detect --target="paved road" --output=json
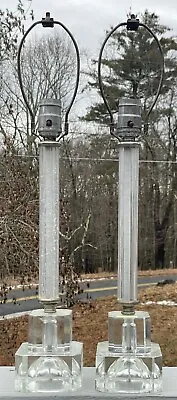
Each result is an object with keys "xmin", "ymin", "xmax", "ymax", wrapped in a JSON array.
[{"xmin": 0, "ymin": 273, "xmax": 177, "ymax": 316}]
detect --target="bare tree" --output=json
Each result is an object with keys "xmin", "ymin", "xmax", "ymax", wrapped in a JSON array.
[
  {"xmin": 0, "ymin": 31, "xmax": 77, "ymax": 154},
  {"xmin": 0, "ymin": 1, "xmax": 34, "ymax": 63}
]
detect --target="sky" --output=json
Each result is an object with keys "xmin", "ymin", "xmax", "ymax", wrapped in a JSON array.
[
  {"xmin": 1, "ymin": 0, "xmax": 177, "ymax": 119},
  {"xmin": 1, "ymin": 0, "xmax": 177, "ymax": 56}
]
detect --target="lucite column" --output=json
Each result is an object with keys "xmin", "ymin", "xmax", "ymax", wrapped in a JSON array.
[
  {"xmin": 39, "ymin": 141, "xmax": 60, "ymax": 303},
  {"xmin": 118, "ymin": 142, "xmax": 139, "ymax": 305}
]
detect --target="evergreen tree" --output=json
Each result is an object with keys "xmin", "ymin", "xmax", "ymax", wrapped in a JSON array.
[
  {"xmin": 83, "ymin": 10, "xmax": 177, "ymax": 127},
  {"xmin": 83, "ymin": 10, "xmax": 177, "ymax": 269}
]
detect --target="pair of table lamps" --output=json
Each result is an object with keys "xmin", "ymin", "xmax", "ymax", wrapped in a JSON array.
[{"xmin": 14, "ymin": 12, "xmax": 164, "ymax": 394}]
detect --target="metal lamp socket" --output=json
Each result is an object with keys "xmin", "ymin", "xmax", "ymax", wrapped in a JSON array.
[
  {"xmin": 117, "ymin": 98, "xmax": 141, "ymax": 140},
  {"xmin": 38, "ymin": 98, "xmax": 62, "ymax": 140}
]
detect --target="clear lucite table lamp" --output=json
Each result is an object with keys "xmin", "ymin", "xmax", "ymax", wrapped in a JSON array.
[
  {"xmin": 95, "ymin": 98, "xmax": 162, "ymax": 394},
  {"xmin": 15, "ymin": 13, "xmax": 83, "ymax": 393},
  {"xmin": 15, "ymin": 102, "xmax": 83, "ymax": 392}
]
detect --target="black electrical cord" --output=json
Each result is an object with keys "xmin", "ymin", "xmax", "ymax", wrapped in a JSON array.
[
  {"xmin": 17, "ymin": 21, "xmax": 41, "ymax": 126},
  {"xmin": 140, "ymin": 22, "xmax": 164, "ymax": 119},
  {"xmin": 98, "ymin": 17, "xmax": 164, "ymax": 136},
  {"xmin": 98, "ymin": 22, "xmax": 127, "ymax": 136},
  {"xmin": 17, "ymin": 13, "xmax": 80, "ymax": 138}
]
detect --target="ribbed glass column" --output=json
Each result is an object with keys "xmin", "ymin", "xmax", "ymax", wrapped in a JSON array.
[
  {"xmin": 118, "ymin": 142, "xmax": 140, "ymax": 304},
  {"xmin": 39, "ymin": 141, "xmax": 60, "ymax": 302}
]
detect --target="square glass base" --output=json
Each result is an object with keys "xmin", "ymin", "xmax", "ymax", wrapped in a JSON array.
[
  {"xmin": 15, "ymin": 341, "xmax": 83, "ymax": 392},
  {"xmin": 15, "ymin": 308, "xmax": 83, "ymax": 392},
  {"xmin": 95, "ymin": 341, "xmax": 162, "ymax": 393}
]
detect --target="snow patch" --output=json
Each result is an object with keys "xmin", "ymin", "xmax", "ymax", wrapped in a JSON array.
[
  {"xmin": 141, "ymin": 300, "xmax": 177, "ymax": 306},
  {"xmin": 0, "ymin": 310, "xmax": 33, "ymax": 321}
]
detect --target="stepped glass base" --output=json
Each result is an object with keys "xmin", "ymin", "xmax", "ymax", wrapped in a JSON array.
[
  {"xmin": 15, "ymin": 309, "xmax": 83, "ymax": 393},
  {"xmin": 95, "ymin": 310, "xmax": 162, "ymax": 394},
  {"xmin": 96, "ymin": 341, "xmax": 162, "ymax": 393},
  {"xmin": 15, "ymin": 341, "xmax": 83, "ymax": 392}
]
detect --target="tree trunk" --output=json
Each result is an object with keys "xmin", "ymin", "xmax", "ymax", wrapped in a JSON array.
[
  {"xmin": 154, "ymin": 182, "xmax": 173, "ymax": 268},
  {"xmin": 154, "ymin": 229, "xmax": 166, "ymax": 268}
]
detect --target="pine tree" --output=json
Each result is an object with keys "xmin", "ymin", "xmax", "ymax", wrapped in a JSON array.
[
  {"xmin": 83, "ymin": 10, "xmax": 177, "ymax": 127},
  {"xmin": 83, "ymin": 10, "xmax": 177, "ymax": 269}
]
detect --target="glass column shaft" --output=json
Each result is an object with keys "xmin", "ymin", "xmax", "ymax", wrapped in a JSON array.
[
  {"xmin": 118, "ymin": 142, "xmax": 140, "ymax": 303},
  {"xmin": 39, "ymin": 142, "xmax": 60, "ymax": 301}
]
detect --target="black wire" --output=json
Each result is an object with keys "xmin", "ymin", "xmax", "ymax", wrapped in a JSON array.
[
  {"xmin": 139, "ymin": 22, "xmax": 164, "ymax": 120},
  {"xmin": 17, "ymin": 21, "xmax": 41, "ymax": 125},
  {"xmin": 17, "ymin": 18, "xmax": 80, "ymax": 138},
  {"xmin": 54, "ymin": 21, "xmax": 80, "ymax": 137},
  {"xmin": 98, "ymin": 22, "xmax": 127, "ymax": 137}
]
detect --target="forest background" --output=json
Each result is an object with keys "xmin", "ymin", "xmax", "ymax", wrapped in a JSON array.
[{"xmin": 1, "ymin": 2, "xmax": 177, "ymax": 297}]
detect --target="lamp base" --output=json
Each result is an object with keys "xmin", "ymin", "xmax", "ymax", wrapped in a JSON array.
[
  {"xmin": 95, "ymin": 341, "xmax": 162, "ymax": 393},
  {"xmin": 15, "ymin": 309, "xmax": 83, "ymax": 392},
  {"xmin": 15, "ymin": 341, "xmax": 83, "ymax": 392},
  {"xmin": 95, "ymin": 310, "xmax": 162, "ymax": 393}
]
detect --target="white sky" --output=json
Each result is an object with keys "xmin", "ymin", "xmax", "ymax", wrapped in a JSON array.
[
  {"xmin": 1, "ymin": 0, "xmax": 177, "ymax": 118},
  {"xmin": 1, "ymin": 0, "xmax": 177, "ymax": 56}
]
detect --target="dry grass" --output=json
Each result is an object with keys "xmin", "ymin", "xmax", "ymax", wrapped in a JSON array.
[
  {"xmin": 81, "ymin": 268, "xmax": 177, "ymax": 280},
  {"xmin": 0, "ymin": 283, "xmax": 177, "ymax": 367}
]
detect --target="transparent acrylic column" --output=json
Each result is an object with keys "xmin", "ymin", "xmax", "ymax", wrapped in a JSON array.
[
  {"xmin": 118, "ymin": 142, "xmax": 140, "ymax": 304},
  {"xmin": 39, "ymin": 142, "xmax": 60, "ymax": 302}
]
